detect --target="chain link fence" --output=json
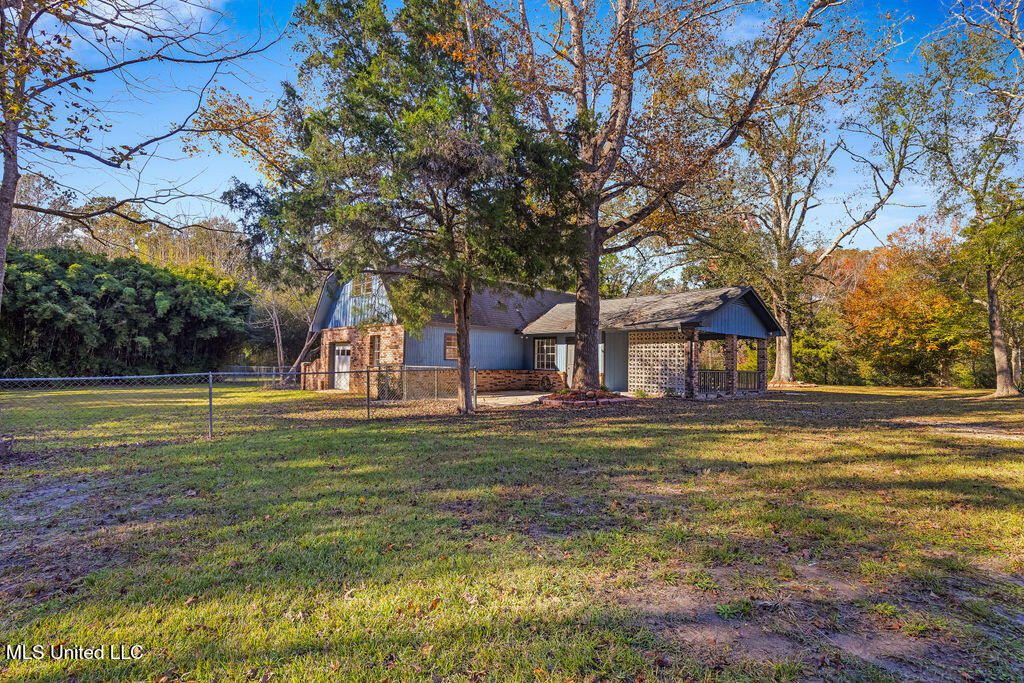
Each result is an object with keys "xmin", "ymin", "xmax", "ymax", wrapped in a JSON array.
[{"xmin": 0, "ymin": 367, "xmax": 476, "ymax": 453}]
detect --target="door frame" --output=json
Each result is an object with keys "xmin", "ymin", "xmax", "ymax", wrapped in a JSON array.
[
  {"xmin": 564, "ymin": 336, "xmax": 576, "ymax": 387},
  {"xmin": 331, "ymin": 342, "xmax": 351, "ymax": 390}
]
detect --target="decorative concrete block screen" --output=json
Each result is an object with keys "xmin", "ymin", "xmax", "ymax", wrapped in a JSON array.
[{"xmin": 627, "ymin": 331, "xmax": 687, "ymax": 394}]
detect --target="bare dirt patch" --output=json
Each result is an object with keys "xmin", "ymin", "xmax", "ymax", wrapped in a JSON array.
[
  {"xmin": 0, "ymin": 471, "xmax": 176, "ymax": 604},
  {"xmin": 603, "ymin": 558, "xmax": 1015, "ymax": 680},
  {"xmin": 611, "ymin": 571, "xmax": 809, "ymax": 666}
]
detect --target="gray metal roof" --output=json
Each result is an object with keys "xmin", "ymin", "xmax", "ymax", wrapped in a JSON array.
[
  {"xmin": 430, "ymin": 286, "xmax": 576, "ymax": 331},
  {"xmin": 520, "ymin": 286, "xmax": 783, "ymax": 335}
]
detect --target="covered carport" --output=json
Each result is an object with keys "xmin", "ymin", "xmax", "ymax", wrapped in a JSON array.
[{"xmin": 521, "ymin": 286, "xmax": 784, "ymax": 397}]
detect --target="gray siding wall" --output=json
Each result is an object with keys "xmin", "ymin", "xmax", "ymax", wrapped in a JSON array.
[
  {"xmin": 325, "ymin": 276, "xmax": 396, "ymax": 328},
  {"xmin": 603, "ymin": 331, "xmax": 628, "ymax": 392},
  {"xmin": 701, "ymin": 299, "xmax": 770, "ymax": 338},
  {"xmin": 404, "ymin": 324, "xmax": 530, "ymax": 369}
]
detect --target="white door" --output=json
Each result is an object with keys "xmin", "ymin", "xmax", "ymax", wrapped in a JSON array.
[
  {"xmin": 565, "ymin": 337, "xmax": 575, "ymax": 387},
  {"xmin": 333, "ymin": 343, "xmax": 351, "ymax": 390}
]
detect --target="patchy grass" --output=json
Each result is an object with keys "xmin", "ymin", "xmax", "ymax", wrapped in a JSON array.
[
  {"xmin": 715, "ymin": 598, "xmax": 753, "ymax": 620},
  {"xmin": 0, "ymin": 385, "xmax": 1022, "ymax": 681}
]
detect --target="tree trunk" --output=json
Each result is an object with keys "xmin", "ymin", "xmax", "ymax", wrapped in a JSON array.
[
  {"xmin": 771, "ymin": 309, "xmax": 795, "ymax": 384},
  {"xmin": 453, "ymin": 275, "xmax": 473, "ymax": 414},
  {"xmin": 1013, "ymin": 345, "xmax": 1021, "ymax": 389},
  {"xmin": 288, "ymin": 329, "xmax": 322, "ymax": 374},
  {"xmin": 0, "ymin": 122, "xmax": 21, "ymax": 319},
  {"xmin": 572, "ymin": 213, "xmax": 602, "ymax": 392},
  {"xmin": 986, "ymin": 268, "xmax": 1019, "ymax": 397},
  {"xmin": 269, "ymin": 295, "xmax": 285, "ymax": 368},
  {"xmin": 938, "ymin": 357, "xmax": 951, "ymax": 387}
]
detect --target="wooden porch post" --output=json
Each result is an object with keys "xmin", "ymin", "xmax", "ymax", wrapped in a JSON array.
[
  {"xmin": 725, "ymin": 334, "xmax": 738, "ymax": 395},
  {"xmin": 685, "ymin": 329, "xmax": 699, "ymax": 398},
  {"xmin": 756, "ymin": 338, "xmax": 768, "ymax": 392}
]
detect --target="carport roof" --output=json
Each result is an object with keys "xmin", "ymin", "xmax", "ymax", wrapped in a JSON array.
[{"xmin": 519, "ymin": 286, "xmax": 783, "ymax": 337}]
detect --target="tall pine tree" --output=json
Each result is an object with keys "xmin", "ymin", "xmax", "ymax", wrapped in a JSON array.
[{"xmin": 230, "ymin": 0, "xmax": 580, "ymax": 412}]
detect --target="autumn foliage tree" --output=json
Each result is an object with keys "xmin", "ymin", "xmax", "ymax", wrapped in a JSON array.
[{"xmin": 843, "ymin": 219, "xmax": 985, "ymax": 386}]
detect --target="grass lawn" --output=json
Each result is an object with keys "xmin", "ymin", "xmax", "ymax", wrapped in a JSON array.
[{"xmin": 0, "ymin": 386, "xmax": 1022, "ymax": 681}]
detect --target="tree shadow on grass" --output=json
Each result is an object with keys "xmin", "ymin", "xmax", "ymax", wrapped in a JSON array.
[{"xmin": 1, "ymin": 386, "xmax": 1022, "ymax": 680}]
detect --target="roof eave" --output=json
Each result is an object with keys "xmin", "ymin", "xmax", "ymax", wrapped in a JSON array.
[
  {"xmin": 310, "ymin": 272, "xmax": 340, "ymax": 332},
  {"xmin": 738, "ymin": 288, "xmax": 785, "ymax": 335}
]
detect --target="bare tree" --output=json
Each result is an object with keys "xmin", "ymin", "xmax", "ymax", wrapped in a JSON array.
[
  {"xmin": 481, "ymin": 0, "xmax": 889, "ymax": 390},
  {"xmin": 670, "ymin": 73, "xmax": 925, "ymax": 384},
  {"xmin": 9, "ymin": 174, "xmax": 74, "ymax": 249},
  {"xmin": 0, "ymin": 0, "xmax": 278, "ymax": 317}
]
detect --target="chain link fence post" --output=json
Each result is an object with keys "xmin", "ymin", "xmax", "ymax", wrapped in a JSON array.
[
  {"xmin": 472, "ymin": 368, "xmax": 477, "ymax": 410},
  {"xmin": 366, "ymin": 367, "xmax": 371, "ymax": 420},
  {"xmin": 207, "ymin": 372, "xmax": 214, "ymax": 437}
]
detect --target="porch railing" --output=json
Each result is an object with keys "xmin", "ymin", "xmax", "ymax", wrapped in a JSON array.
[
  {"xmin": 696, "ymin": 369, "xmax": 762, "ymax": 394},
  {"xmin": 738, "ymin": 370, "xmax": 759, "ymax": 391},
  {"xmin": 696, "ymin": 369, "xmax": 729, "ymax": 394}
]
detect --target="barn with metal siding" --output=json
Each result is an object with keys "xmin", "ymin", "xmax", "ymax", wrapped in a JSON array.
[{"xmin": 311, "ymin": 273, "xmax": 396, "ymax": 330}]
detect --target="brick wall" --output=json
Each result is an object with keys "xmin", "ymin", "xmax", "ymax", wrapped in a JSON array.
[
  {"xmin": 756, "ymin": 338, "xmax": 768, "ymax": 391},
  {"xmin": 685, "ymin": 329, "xmax": 699, "ymax": 398},
  {"xmin": 725, "ymin": 334, "xmax": 738, "ymax": 394},
  {"xmin": 300, "ymin": 324, "xmax": 405, "ymax": 391},
  {"xmin": 475, "ymin": 369, "xmax": 566, "ymax": 392}
]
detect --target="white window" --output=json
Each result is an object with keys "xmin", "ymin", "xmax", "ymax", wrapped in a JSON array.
[
  {"xmin": 534, "ymin": 338, "xmax": 557, "ymax": 370},
  {"xmin": 444, "ymin": 334, "xmax": 458, "ymax": 360},
  {"xmin": 351, "ymin": 273, "xmax": 373, "ymax": 297}
]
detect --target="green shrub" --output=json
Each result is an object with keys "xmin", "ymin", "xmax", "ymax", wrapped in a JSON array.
[{"xmin": 1, "ymin": 246, "xmax": 250, "ymax": 375}]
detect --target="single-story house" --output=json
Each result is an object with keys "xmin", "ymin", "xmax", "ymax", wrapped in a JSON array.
[{"xmin": 300, "ymin": 273, "xmax": 783, "ymax": 397}]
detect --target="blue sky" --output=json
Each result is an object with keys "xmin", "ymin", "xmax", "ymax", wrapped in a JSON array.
[{"xmin": 59, "ymin": 0, "xmax": 957, "ymax": 251}]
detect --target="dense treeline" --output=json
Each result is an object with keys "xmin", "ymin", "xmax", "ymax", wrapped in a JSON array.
[
  {"xmin": 5, "ymin": 179, "xmax": 320, "ymax": 371},
  {"xmin": 672, "ymin": 216, "xmax": 1019, "ymax": 389},
  {"xmin": 0, "ymin": 247, "xmax": 250, "ymax": 376},
  {"xmin": 2, "ymin": 0, "xmax": 1022, "ymax": 396}
]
